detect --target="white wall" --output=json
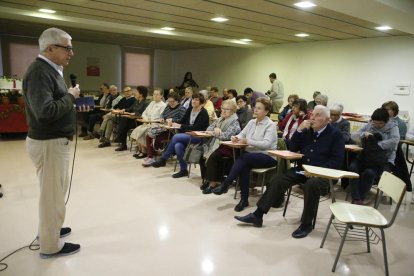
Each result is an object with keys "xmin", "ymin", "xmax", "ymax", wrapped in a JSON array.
[
  {"xmin": 170, "ymin": 36, "xmax": 414, "ymax": 124},
  {"xmin": 153, "ymin": 49, "xmax": 173, "ymax": 89},
  {"xmin": 65, "ymin": 41, "xmax": 121, "ymax": 91}
]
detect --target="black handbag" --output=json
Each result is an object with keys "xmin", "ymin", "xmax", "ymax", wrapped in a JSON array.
[{"xmin": 357, "ymin": 133, "xmax": 387, "ymax": 170}]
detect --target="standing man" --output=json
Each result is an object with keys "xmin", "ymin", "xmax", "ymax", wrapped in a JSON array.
[
  {"xmin": 266, "ymin": 72, "xmax": 284, "ymax": 113},
  {"xmin": 23, "ymin": 28, "xmax": 81, "ymax": 258}
]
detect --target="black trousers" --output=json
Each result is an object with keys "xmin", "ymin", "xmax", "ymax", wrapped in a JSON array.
[
  {"xmin": 87, "ymin": 111, "xmax": 105, "ymax": 133},
  {"xmin": 117, "ymin": 117, "xmax": 139, "ymax": 145},
  {"xmin": 199, "ymin": 150, "xmax": 233, "ymax": 182},
  {"xmin": 257, "ymin": 168, "xmax": 329, "ymax": 225}
]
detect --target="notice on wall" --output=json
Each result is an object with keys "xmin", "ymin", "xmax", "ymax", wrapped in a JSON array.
[{"xmin": 86, "ymin": 57, "xmax": 100, "ymax": 76}]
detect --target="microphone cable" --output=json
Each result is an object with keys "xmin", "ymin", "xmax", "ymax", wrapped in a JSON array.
[{"xmin": 0, "ymin": 114, "xmax": 78, "ymax": 272}]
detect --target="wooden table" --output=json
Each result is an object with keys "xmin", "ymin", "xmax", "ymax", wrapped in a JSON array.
[
  {"xmin": 302, "ymin": 165, "xmax": 359, "ymax": 202},
  {"xmin": 400, "ymin": 139, "xmax": 414, "ymax": 175}
]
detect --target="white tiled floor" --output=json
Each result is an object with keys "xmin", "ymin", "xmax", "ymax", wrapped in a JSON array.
[{"xmin": 1, "ymin": 134, "xmax": 413, "ymax": 276}]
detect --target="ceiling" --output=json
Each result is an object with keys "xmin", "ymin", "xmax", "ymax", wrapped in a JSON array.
[{"xmin": 0, "ymin": 0, "xmax": 413, "ymax": 50}]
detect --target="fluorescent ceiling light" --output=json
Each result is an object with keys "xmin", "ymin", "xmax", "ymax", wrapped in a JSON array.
[
  {"xmin": 150, "ymin": 29, "xmax": 173, "ymax": 35},
  {"xmin": 375, "ymin": 25, "xmax": 392, "ymax": 31},
  {"xmin": 38, "ymin": 8, "xmax": 56, "ymax": 14},
  {"xmin": 231, "ymin": 40, "xmax": 248, "ymax": 45},
  {"xmin": 211, "ymin": 17, "xmax": 229, "ymax": 22},
  {"xmin": 240, "ymin": 38, "xmax": 252, "ymax": 42},
  {"xmin": 295, "ymin": 33, "xmax": 309, "ymax": 37},
  {"xmin": 161, "ymin": 27, "xmax": 175, "ymax": 31},
  {"xmin": 294, "ymin": 2, "xmax": 316, "ymax": 8}
]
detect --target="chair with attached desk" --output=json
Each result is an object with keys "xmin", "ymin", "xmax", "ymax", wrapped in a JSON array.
[{"xmin": 320, "ymin": 171, "xmax": 406, "ymax": 276}]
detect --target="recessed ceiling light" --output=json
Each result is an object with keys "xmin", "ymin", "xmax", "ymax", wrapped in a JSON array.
[
  {"xmin": 38, "ymin": 8, "xmax": 56, "ymax": 14},
  {"xmin": 161, "ymin": 27, "xmax": 175, "ymax": 31},
  {"xmin": 375, "ymin": 25, "xmax": 392, "ymax": 31},
  {"xmin": 240, "ymin": 38, "xmax": 252, "ymax": 42},
  {"xmin": 294, "ymin": 2, "xmax": 316, "ymax": 8},
  {"xmin": 211, "ymin": 17, "xmax": 229, "ymax": 23},
  {"xmin": 295, "ymin": 33, "xmax": 309, "ymax": 37}
]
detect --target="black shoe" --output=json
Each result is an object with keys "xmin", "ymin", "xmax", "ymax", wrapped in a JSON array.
[
  {"xmin": 115, "ymin": 144, "xmax": 127, "ymax": 151},
  {"xmin": 202, "ymin": 186, "xmax": 215, "ymax": 194},
  {"xmin": 151, "ymin": 158, "xmax": 167, "ymax": 168},
  {"xmin": 60, "ymin": 227, "xmax": 71, "ymax": 238},
  {"xmin": 78, "ymin": 132, "xmax": 87, "ymax": 137},
  {"xmin": 39, "ymin": 242, "xmax": 80, "ymax": 259},
  {"xmin": 234, "ymin": 213, "xmax": 263, "ymax": 227},
  {"xmin": 99, "ymin": 136, "xmax": 106, "ymax": 143},
  {"xmin": 212, "ymin": 184, "xmax": 229, "ymax": 195},
  {"xmin": 93, "ymin": 131, "xmax": 101, "ymax": 139},
  {"xmin": 234, "ymin": 199, "xmax": 249, "ymax": 212},
  {"xmin": 98, "ymin": 141, "xmax": 111, "ymax": 148},
  {"xmin": 172, "ymin": 170, "xmax": 188, "ymax": 178},
  {"xmin": 291, "ymin": 224, "xmax": 313, "ymax": 239},
  {"xmin": 134, "ymin": 153, "xmax": 147, "ymax": 159},
  {"xmin": 200, "ymin": 180, "xmax": 209, "ymax": 191}
]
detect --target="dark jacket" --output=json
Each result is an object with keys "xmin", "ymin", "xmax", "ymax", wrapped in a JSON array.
[
  {"xmin": 23, "ymin": 58, "xmax": 76, "ymax": 139},
  {"xmin": 114, "ymin": 96, "xmax": 136, "ymax": 110},
  {"xmin": 289, "ymin": 124, "xmax": 345, "ymax": 170},
  {"xmin": 179, "ymin": 107, "xmax": 209, "ymax": 132}
]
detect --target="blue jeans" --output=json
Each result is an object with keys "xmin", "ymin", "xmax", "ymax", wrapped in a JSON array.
[
  {"xmin": 161, "ymin": 133, "xmax": 201, "ymax": 171},
  {"xmin": 223, "ymin": 152, "xmax": 277, "ymax": 200}
]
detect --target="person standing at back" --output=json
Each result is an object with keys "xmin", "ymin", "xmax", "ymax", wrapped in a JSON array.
[
  {"xmin": 23, "ymin": 27, "xmax": 81, "ymax": 258},
  {"xmin": 266, "ymin": 72, "xmax": 284, "ymax": 113}
]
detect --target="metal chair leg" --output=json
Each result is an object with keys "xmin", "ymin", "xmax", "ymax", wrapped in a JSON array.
[
  {"xmin": 320, "ymin": 214, "xmax": 334, "ymax": 248},
  {"xmin": 380, "ymin": 228, "xmax": 389, "ymax": 276},
  {"xmin": 365, "ymin": 226, "xmax": 371, "ymax": 253},
  {"xmin": 283, "ymin": 186, "xmax": 292, "ymax": 217},
  {"xmin": 188, "ymin": 163, "xmax": 191, "ymax": 178},
  {"xmin": 332, "ymin": 224, "xmax": 350, "ymax": 272}
]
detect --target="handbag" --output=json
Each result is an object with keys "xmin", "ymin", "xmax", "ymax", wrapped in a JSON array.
[{"xmin": 183, "ymin": 142, "xmax": 204, "ymax": 164}]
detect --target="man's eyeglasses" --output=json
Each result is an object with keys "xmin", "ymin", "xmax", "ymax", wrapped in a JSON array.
[{"xmin": 54, "ymin": 44, "xmax": 73, "ymax": 52}]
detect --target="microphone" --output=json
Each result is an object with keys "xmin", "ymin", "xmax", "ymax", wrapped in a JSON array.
[{"xmin": 70, "ymin": 73, "xmax": 77, "ymax": 88}]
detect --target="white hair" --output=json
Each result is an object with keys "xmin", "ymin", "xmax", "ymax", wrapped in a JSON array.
[
  {"xmin": 315, "ymin": 94, "xmax": 328, "ymax": 106},
  {"xmin": 38, "ymin": 28, "xmax": 72, "ymax": 53},
  {"xmin": 314, "ymin": 105, "xmax": 330, "ymax": 118},
  {"xmin": 199, "ymin": 90, "xmax": 209, "ymax": 98},
  {"xmin": 329, "ymin": 103, "xmax": 344, "ymax": 114}
]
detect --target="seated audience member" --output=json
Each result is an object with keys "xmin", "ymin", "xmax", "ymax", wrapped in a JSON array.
[
  {"xmin": 349, "ymin": 108, "xmax": 399, "ymax": 205},
  {"xmin": 98, "ymin": 86, "xmax": 136, "ymax": 148},
  {"xmin": 199, "ymin": 89, "xmax": 217, "ymax": 123},
  {"xmin": 329, "ymin": 103, "xmax": 351, "ymax": 144},
  {"xmin": 222, "ymin": 88, "xmax": 229, "ymax": 101},
  {"xmin": 407, "ymin": 125, "xmax": 414, "ymax": 141},
  {"xmin": 278, "ymin": 94, "xmax": 299, "ymax": 122},
  {"xmin": 243, "ymin": 88, "xmax": 252, "ymax": 107},
  {"xmin": 248, "ymin": 89, "xmax": 268, "ymax": 112},
  {"xmin": 227, "ymin": 89, "xmax": 238, "ymax": 103},
  {"xmin": 235, "ymin": 105, "xmax": 344, "ymax": 238},
  {"xmin": 307, "ymin": 91, "xmax": 321, "ymax": 110},
  {"xmin": 114, "ymin": 86, "xmax": 151, "ymax": 151},
  {"xmin": 209, "ymin": 87, "xmax": 223, "ymax": 113},
  {"xmin": 199, "ymin": 100, "xmax": 242, "ymax": 193},
  {"xmin": 236, "ymin": 95, "xmax": 253, "ymax": 129},
  {"xmin": 130, "ymin": 88, "xmax": 167, "ymax": 155},
  {"xmin": 180, "ymin": 86, "xmax": 193, "ymax": 110},
  {"xmin": 212, "ymin": 98, "xmax": 278, "ymax": 212},
  {"xmin": 78, "ymin": 83, "xmax": 110, "ymax": 137},
  {"xmin": 314, "ymin": 94, "xmax": 328, "ymax": 106},
  {"xmin": 84, "ymin": 85, "xmax": 121, "ymax": 140},
  {"xmin": 278, "ymin": 99, "xmax": 308, "ymax": 145},
  {"xmin": 382, "ymin": 101, "xmax": 407, "ymax": 140},
  {"xmin": 142, "ymin": 93, "xmax": 187, "ymax": 167},
  {"xmin": 151, "ymin": 93, "xmax": 209, "ymax": 178},
  {"xmin": 177, "ymin": 71, "xmax": 199, "ymax": 90}
]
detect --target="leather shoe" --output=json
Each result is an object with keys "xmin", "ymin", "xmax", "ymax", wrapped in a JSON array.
[
  {"xmin": 234, "ymin": 199, "xmax": 249, "ymax": 212},
  {"xmin": 212, "ymin": 184, "xmax": 229, "ymax": 195},
  {"xmin": 200, "ymin": 180, "xmax": 209, "ymax": 191},
  {"xmin": 39, "ymin": 242, "xmax": 80, "ymax": 259},
  {"xmin": 78, "ymin": 132, "xmax": 87, "ymax": 137},
  {"xmin": 234, "ymin": 213, "xmax": 263, "ymax": 227},
  {"xmin": 291, "ymin": 224, "xmax": 313, "ymax": 239},
  {"xmin": 202, "ymin": 186, "xmax": 215, "ymax": 194},
  {"xmin": 98, "ymin": 141, "xmax": 111, "ymax": 148},
  {"xmin": 134, "ymin": 153, "xmax": 147, "ymax": 159},
  {"xmin": 115, "ymin": 144, "xmax": 127, "ymax": 151},
  {"xmin": 172, "ymin": 170, "xmax": 188, "ymax": 178},
  {"xmin": 152, "ymin": 158, "xmax": 167, "ymax": 168}
]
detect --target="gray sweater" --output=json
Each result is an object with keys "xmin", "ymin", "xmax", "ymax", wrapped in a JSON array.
[
  {"xmin": 237, "ymin": 116, "xmax": 277, "ymax": 154},
  {"xmin": 23, "ymin": 58, "xmax": 76, "ymax": 139}
]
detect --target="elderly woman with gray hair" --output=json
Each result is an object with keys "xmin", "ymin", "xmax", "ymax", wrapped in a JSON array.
[
  {"xmin": 329, "ymin": 103, "xmax": 351, "ymax": 144},
  {"xmin": 199, "ymin": 100, "xmax": 241, "ymax": 194}
]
